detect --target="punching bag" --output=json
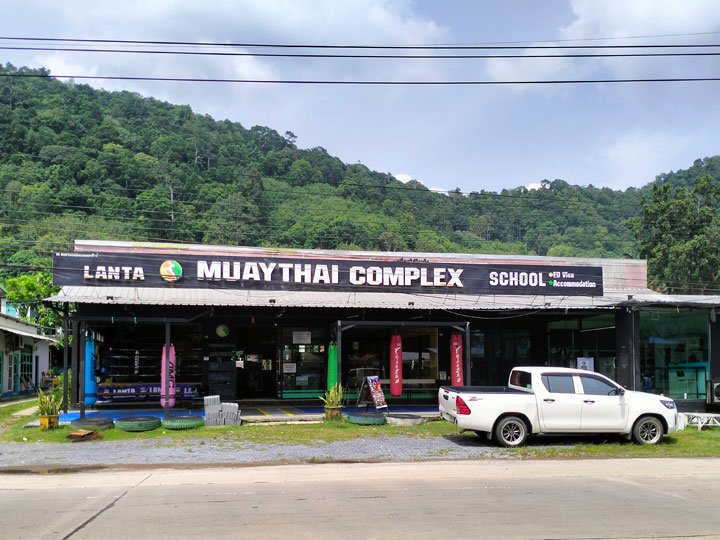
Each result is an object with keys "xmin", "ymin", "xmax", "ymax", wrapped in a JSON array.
[
  {"xmin": 390, "ymin": 334, "xmax": 403, "ymax": 397},
  {"xmin": 450, "ymin": 332, "xmax": 464, "ymax": 386},
  {"xmin": 161, "ymin": 344, "xmax": 176, "ymax": 408},
  {"xmin": 84, "ymin": 337, "xmax": 97, "ymax": 406},
  {"xmin": 327, "ymin": 342, "xmax": 338, "ymax": 390}
]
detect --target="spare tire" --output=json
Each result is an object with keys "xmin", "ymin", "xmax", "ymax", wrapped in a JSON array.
[
  {"xmin": 71, "ymin": 417, "xmax": 115, "ymax": 431},
  {"xmin": 161, "ymin": 415, "xmax": 205, "ymax": 430},
  {"xmin": 115, "ymin": 416, "xmax": 161, "ymax": 432}
]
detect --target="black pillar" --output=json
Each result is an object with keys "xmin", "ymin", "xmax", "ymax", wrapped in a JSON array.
[
  {"xmin": 710, "ymin": 311, "xmax": 720, "ymax": 380},
  {"xmin": 464, "ymin": 322, "xmax": 471, "ymax": 385},
  {"xmin": 615, "ymin": 308, "xmax": 640, "ymax": 389},
  {"xmin": 70, "ymin": 318, "xmax": 80, "ymax": 407},
  {"xmin": 78, "ymin": 321, "xmax": 86, "ymax": 418},
  {"xmin": 62, "ymin": 303, "xmax": 69, "ymax": 413}
]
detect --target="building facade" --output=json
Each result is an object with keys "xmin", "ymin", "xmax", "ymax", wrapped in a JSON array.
[
  {"xmin": 49, "ymin": 240, "xmax": 720, "ymax": 411},
  {"xmin": 0, "ymin": 313, "xmax": 55, "ymax": 398}
]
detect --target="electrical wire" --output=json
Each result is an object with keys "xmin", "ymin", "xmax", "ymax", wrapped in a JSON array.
[
  {"xmin": 6, "ymin": 44, "xmax": 720, "ymax": 59},
  {"xmin": 4, "ymin": 72, "xmax": 720, "ymax": 85},
  {"xmin": 3, "ymin": 35, "xmax": 720, "ymax": 50}
]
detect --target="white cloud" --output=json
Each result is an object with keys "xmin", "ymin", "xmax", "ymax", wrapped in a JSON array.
[
  {"xmin": 394, "ymin": 173, "xmax": 414, "ymax": 183},
  {"xmin": 600, "ymin": 130, "xmax": 680, "ymax": 189},
  {"xmin": 485, "ymin": 48, "xmax": 574, "ymax": 86},
  {"xmin": 561, "ymin": 0, "xmax": 720, "ymax": 79},
  {"xmin": 4, "ymin": 1, "xmax": 720, "ymax": 195}
]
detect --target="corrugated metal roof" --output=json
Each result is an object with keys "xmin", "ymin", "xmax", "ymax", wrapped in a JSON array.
[
  {"xmin": 0, "ymin": 323, "xmax": 57, "ymax": 342},
  {"xmin": 46, "ymin": 286, "xmax": 706, "ymax": 311}
]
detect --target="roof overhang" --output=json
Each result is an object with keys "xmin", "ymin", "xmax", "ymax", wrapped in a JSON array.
[
  {"xmin": 0, "ymin": 324, "xmax": 57, "ymax": 343},
  {"xmin": 45, "ymin": 286, "xmax": 702, "ymax": 311}
]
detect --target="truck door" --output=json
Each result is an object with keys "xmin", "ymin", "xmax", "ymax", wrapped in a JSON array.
[
  {"xmin": 537, "ymin": 373, "xmax": 582, "ymax": 431},
  {"xmin": 578, "ymin": 374, "xmax": 628, "ymax": 431}
]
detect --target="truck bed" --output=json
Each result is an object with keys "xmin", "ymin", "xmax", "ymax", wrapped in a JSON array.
[{"xmin": 439, "ymin": 385, "xmax": 533, "ymax": 394}]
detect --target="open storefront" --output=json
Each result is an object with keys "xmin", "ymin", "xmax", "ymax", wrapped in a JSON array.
[{"xmin": 48, "ymin": 240, "xmax": 720, "ymax": 412}]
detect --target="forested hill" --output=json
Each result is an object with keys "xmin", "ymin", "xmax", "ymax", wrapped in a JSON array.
[{"xmin": 1, "ymin": 63, "xmax": 718, "ymax": 281}]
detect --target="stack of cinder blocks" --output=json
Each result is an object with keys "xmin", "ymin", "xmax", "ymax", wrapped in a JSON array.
[{"xmin": 204, "ymin": 395, "xmax": 242, "ymax": 426}]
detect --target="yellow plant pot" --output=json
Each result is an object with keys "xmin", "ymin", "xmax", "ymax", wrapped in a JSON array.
[
  {"xmin": 323, "ymin": 406, "xmax": 343, "ymax": 421},
  {"xmin": 39, "ymin": 415, "xmax": 59, "ymax": 430}
]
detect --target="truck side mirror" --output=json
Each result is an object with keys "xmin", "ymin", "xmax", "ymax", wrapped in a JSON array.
[{"xmin": 617, "ymin": 387, "xmax": 625, "ymax": 396}]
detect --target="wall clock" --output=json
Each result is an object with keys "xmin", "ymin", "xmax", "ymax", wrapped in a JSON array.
[{"xmin": 215, "ymin": 324, "xmax": 230, "ymax": 338}]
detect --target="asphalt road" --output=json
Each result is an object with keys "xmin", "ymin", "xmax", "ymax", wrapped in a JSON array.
[{"xmin": 2, "ymin": 459, "xmax": 720, "ymax": 540}]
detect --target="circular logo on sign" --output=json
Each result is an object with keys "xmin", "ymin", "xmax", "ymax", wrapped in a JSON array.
[{"xmin": 159, "ymin": 260, "xmax": 183, "ymax": 282}]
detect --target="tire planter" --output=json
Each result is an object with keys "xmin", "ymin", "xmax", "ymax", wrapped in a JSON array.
[
  {"xmin": 71, "ymin": 417, "xmax": 115, "ymax": 431},
  {"xmin": 161, "ymin": 415, "xmax": 205, "ymax": 430},
  {"xmin": 385, "ymin": 413, "xmax": 424, "ymax": 427},
  {"xmin": 345, "ymin": 412, "xmax": 386, "ymax": 425},
  {"xmin": 115, "ymin": 416, "xmax": 161, "ymax": 432}
]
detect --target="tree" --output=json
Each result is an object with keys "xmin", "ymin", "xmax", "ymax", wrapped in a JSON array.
[
  {"xmin": 630, "ymin": 175, "xmax": 720, "ymax": 293},
  {"xmin": 3, "ymin": 272, "xmax": 61, "ymax": 331},
  {"xmin": 285, "ymin": 159, "xmax": 323, "ymax": 187}
]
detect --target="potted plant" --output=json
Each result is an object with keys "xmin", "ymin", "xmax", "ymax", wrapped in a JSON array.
[
  {"xmin": 319, "ymin": 383, "xmax": 344, "ymax": 421},
  {"xmin": 37, "ymin": 388, "xmax": 62, "ymax": 429}
]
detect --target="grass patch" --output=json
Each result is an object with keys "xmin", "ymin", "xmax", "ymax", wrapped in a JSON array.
[
  {"xmin": 2, "ymin": 415, "xmax": 458, "ymax": 445},
  {"xmin": 0, "ymin": 399, "xmax": 37, "ymax": 423},
  {"xmin": 495, "ymin": 428, "xmax": 720, "ymax": 459},
  {"xmin": 2, "ymin": 405, "xmax": 719, "ymax": 459}
]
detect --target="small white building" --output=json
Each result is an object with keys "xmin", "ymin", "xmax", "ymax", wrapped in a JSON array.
[{"xmin": 0, "ymin": 312, "xmax": 56, "ymax": 397}]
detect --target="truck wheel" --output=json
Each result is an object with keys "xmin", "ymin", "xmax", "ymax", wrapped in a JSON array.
[
  {"xmin": 632, "ymin": 416, "xmax": 664, "ymax": 445},
  {"xmin": 494, "ymin": 416, "xmax": 528, "ymax": 448}
]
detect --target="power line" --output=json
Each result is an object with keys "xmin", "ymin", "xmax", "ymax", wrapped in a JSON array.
[
  {"xmin": 6, "ymin": 45, "xmax": 720, "ymax": 59},
  {"xmin": 3, "ymin": 35, "xmax": 720, "ymax": 50},
  {"xmin": 4, "ymin": 72, "xmax": 720, "ymax": 86}
]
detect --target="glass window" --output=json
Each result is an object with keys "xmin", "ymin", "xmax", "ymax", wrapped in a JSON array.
[
  {"xmin": 509, "ymin": 370, "xmax": 532, "ymax": 389},
  {"xmin": 639, "ymin": 310, "xmax": 709, "ymax": 399},
  {"xmin": 280, "ymin": 328, "xmax": 326, "ymax": 397},
  {"xmin": 470, "ymin": 330, "xmax": 489, "ymax": 386},
  {"xmin": 541, "ymin": 374, "xmax": 575, "ymax": 394},
  {"xmin": 580, "ymin": 375, "xmax": 619, "ymax": 396}
]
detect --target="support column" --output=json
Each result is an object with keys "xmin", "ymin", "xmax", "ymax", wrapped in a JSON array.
[
  {"xmin": 78, "ymin": 321, "xmax": 86, "ymax": 418},
  {"xmin": 710, "ymin": 311, "xmax": 720, "ymax": 380},
  {"xmin": 336, "ymin": 320, "xmax": 343, "ymax": 387},
  {"xmin": 464, "ymin": 322, "xmax": 471, "ymax": 386},
  {"xmin": 70, "ymin": 318, "xmax": 80, "ymax": 407},
  {"xmin": 615, "ymin": 308, "xmax": 640, "ymax": 389},
  {"xmin": 62, "ymin": 303, "xmax": 69, "ymax": 413}
]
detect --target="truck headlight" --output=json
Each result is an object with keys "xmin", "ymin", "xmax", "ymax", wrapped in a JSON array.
[{"xmin": 660, "ymin": 399, "xmax": 676, "ymax": 410}]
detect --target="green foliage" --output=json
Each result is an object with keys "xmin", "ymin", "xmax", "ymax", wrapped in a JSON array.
[
  {"xmin": 2, "ymin": 271, "xmax": 61, "ymax": 329},
  {"xmin": 2, "ymin": 62, "xmax": 720, "ymax": 296},
  {"xmin": 36, "ymin": 387, "xmax": 62, "ymax": 416},
  {"xmin": 319, "ymin": 383, "xmax": 344, "ymax": 407},
  {"xmin": 631, "ymin": 175, "xmax": 720, "ymax": 293}
]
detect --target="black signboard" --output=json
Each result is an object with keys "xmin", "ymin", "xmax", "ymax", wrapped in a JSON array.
[{"xmin": 52, "ymin": 252, "xmax": 604, "ymax": 296}]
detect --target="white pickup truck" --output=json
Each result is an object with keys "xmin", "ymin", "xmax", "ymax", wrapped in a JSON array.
[{"xmin": 438, "ymin": 366, "xmax": 680, "ymax": 447}]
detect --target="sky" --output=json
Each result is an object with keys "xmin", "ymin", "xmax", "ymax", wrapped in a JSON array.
[{"xmin": 2, "ymin": 0, "xmax": 720, "ymax": 193}]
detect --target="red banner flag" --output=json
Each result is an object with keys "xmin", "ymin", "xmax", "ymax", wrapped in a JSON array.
[
  {"xmin": 450, "ymin": 332, "xmax": 464, "ymax": 386},
  {"xmin": 390, "ymin": 334, "xmax": 403, "ymax": 396}
]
